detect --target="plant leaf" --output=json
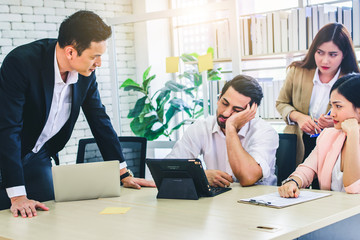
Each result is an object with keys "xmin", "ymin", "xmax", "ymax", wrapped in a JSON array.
[
  {"xmin": 165, "ymin": 105, "xmax": 180, "ymax": 124},
  {"xmin": 143, "ymin": 66, "xmax": 151, "ymax": 82},
  {"xmin": 120, "ymin": 79, "xmax": 144, "ymax": 92},
  {"xmin": 130, "ymin": 115, "xmax": 157, "ymax": 136},
  {"xmin": 155, "ymin": 88, "xmax": 171, "ymax": 107},
  {"xmin": 208, "ymin": 68, "xmax": 222, "ymax": 81},
  {"xmin": 207, "ymin": 47, "xmax": 214, "ymax": 57},
  {"xmin": 165, "ymin": 98, "xmax": 191, "ymax": 123},
  {"xmin": 193, "ymin": 99, "xmax": 204, "ymax": 107},
  {"xmin": 194, "ymin": 73, "xmax": 202, "ymax": 87},
  {"xmin": 165, "ymin": 81, "xmax": 187, "ymax": 92},
  {"xmin": 169, "ymin": 120, "xmax": 187, "ymax": 135},
  {"xmin": 184, "ymin": 87, "xmax": 196, "ymax": 98},
  {"xmin": 180, "ymin": 53, "xmax": 197, "ymax": 62},
  {"xmin": 120, "ymin": 78, "xmax": 140, "ymax": 88},
  {"xmin": 143, "ymin": 74, "xmax": 156, "ymax": 93},
  {"xmin": 127, "ymin": 96, "xmax": 147, "ymax": 118},
  {"xmin": 169, "ymin": 98, "xmax": 191, "ymax": 111},
  {"xmin": 130, "ymin": 115, "xmax": 167, "ymax": 141},
  {"xmin": 144, "ymin": 125, "xmax": 166, "ymax": 141}
]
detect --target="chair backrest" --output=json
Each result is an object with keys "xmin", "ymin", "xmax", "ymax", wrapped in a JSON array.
[
  {"xmin": 275, "ymin": 133, "xmax": 297, "ymax": 186},
  {"xmin": 76, "ymin": 136, "xmax": 147, "ymax": 178}
]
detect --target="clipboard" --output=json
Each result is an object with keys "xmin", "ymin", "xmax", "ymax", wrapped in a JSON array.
[{"xmin": 238, "ymin": 191, "xmax": 331, "ymax": 208}]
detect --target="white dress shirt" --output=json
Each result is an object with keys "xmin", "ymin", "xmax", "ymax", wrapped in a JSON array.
[
  {"xmin": 167, "ymin": 116, "xmax": 278, "ymax": 185},
  {"xmin": 308, "ymin": 67, "xmax": 340, "ymax": 119},
  {"xmin": 32, "ymin": 50, "xmax": 78, "ymax": 153}
]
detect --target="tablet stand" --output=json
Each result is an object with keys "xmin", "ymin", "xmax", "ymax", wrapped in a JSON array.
[{"xmin": 156, "ymin": 178, "xmax": 199, "ymax": 200}]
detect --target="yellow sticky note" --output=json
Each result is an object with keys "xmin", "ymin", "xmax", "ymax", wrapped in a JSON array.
[
  {"xmin": 166, "ymin": 56, "xmax": 179, "ymax": 73},
  {"xmin": 99, "ymin": 207, "xmax": 131, "ymax": 215},
  {"xmin": 198, "ymin": 53, "xmax": 213, "ymax": 72}
]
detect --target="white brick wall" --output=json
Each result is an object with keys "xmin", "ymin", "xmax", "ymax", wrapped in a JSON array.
[{"xmin": 0, "ymin": 0, "xmax": 136, "ymax": 165}]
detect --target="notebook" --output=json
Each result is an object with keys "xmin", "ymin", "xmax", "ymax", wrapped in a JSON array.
[
  {"xmin": 52, "ymin": 160, "xmax": 121, "ymax": 202},
  {"xmin": 146, "ymin": 158, "xmax": 231, "ymax": 200}
]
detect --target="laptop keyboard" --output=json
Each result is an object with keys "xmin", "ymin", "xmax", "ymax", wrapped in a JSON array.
[{"xmin": 210, "ymin": 186, "xmax": 231, "ymax": 196}]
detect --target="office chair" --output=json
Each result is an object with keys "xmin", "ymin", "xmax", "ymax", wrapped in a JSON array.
[
  {"xmin": 275, "ymin": 133, "xmax": 297, "ymax": 186},
  {"xmin": 76, "ymin": 136, "xmax": 147, "ymax": 178}
]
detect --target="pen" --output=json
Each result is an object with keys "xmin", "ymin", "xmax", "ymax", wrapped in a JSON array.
[
  {"xmin": 310, "ymin": 113, "xmax": 318, "ymax": 135},
  {"xmin": 310, "ymin": 110, "xmax": 331, "ymax": 138},
  {"xmin": 249, "ymin": 199, "xmax": 271, "ymax": 206}
]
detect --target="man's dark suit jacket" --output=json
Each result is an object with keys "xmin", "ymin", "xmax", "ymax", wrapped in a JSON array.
[{"xmin": 0, "ymin": 39, "xmax": 125, "ymax": 189}]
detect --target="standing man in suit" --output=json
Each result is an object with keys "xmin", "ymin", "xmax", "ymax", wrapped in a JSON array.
[{"xmin": 0, "ymin": 10, "xmax": 154, "ymax": 217}]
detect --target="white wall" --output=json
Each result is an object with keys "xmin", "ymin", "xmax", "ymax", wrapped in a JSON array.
[{"xmin": 0, "ymin": 0, "xmax": 135, "ymax": 164}]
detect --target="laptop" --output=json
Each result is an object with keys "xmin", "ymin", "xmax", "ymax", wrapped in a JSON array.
[
  {"xmin": 146, "ymin": 158, "xmax": 231, "ymax": 200},
  {"xmin": 52, "ymin": 160, "xmax": 121, "ymax": 202}
]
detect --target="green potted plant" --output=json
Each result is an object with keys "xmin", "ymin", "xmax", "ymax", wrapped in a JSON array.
[
  {"xmin": 120, "ymin": 66, "xmax": 193, "ymax": 141},
  {"xmin": 120, "ymin": 48, "xmax": 222, "ymax": 141}
]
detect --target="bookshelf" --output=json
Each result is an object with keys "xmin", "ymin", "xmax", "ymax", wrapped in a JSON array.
[
  {"xmin": 233, "ymin": 0, "xmax": 358, "ymax": 120},
  {"xmin": 107, "ymin": 0, "xmax": 360, "ymax": 135}
]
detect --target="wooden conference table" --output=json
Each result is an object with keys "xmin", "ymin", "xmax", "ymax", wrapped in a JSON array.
[{"xmin": 0, "ymin": 185, "xmax": 359, "ymax": 240}]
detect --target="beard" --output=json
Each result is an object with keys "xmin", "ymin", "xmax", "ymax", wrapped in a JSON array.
[{"xmin": 217, "ymin": 114, "xmax": 227, "ymax": 129}]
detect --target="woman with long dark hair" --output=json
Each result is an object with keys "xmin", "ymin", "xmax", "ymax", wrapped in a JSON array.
[{"xmin": 276, "ymin": 23, "xmax": 359, "ymax": 168}]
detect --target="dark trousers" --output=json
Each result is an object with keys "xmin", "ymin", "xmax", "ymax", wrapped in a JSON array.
[
  {"xmin": 0, "ymin": 146, "xmax": 54, "ymax": 210},
  {"xmin": 302, "ymin": 133, "xmax": 320, "ymax": 189}
]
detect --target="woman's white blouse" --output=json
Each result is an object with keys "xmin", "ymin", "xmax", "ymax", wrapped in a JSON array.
[{"xmin": 331, "ymin": 152, "xmax": 345, "ymax": 192}]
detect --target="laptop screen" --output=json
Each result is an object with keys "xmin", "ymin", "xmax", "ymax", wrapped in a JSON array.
[{"xmin": 52, "ymin": 160, "xmax": 121, "ymax": 202}]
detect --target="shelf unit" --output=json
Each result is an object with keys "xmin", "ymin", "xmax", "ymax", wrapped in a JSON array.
[{"xmin": 107, "ymin": 0, "xmax": 359, "ymax": 134}]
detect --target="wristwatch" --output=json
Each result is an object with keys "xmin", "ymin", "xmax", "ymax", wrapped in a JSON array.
[
  {"xmin": 281, "ymin": 177, "xmax": 300, "ymax": 189},
  {"xmin": 120, "ymin": 169, "xmax": 134, "ymax": 181}
]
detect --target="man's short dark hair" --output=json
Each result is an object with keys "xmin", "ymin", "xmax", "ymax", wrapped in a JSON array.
[
  {"xmin": 220, "ymin": 75, "xmax": 263, "ymax": 105},
  {"xmin": 58, "ymin": 10, "xmax": 112, "ymax": 56}
]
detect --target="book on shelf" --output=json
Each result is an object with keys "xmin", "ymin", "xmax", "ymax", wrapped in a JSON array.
[
  {"xmin": 273, "ymin": 11, "xmax": 282, "ymax": 53},
  {"xmin": 307, "ymin": 14, "xmax": 313, "ymax": 48},
  {"xmin": 318, "ymin": 5, "xmax": 325, "ymax": 29},
  {"xmin": 256, "ymin": 78, "xmax": 285, "ymax": 119},
  {"xmin": 266, "ymin": 12, "xmax": 274, "ymax": 54},
  {"xmin": 328, "ymin": 10, "xmax": 336, "ymax": 23},
  {"xmin": 255, "ymin": 16, "xmax": 262, "ymax": 55},
  {"xmin": 257, "ymin": 81, "xmax": 265, "ymax": 118},
  {"xmin": 250, "ymin": 15, "xmax": 257, "ymax": 55},
  {"xmin": 216, "ymin": 20, "xmax": 231, "ymax": 59},
  {"xmin": 326, "ymin": 5, "xmax": 337, "ymax": 24},
  {"xmin": 289, "ymin": 8, "xmax": 299, "ymax": 52},
  {"xmin": 280, "ymin": 17, "xmax": 288, "ymax": 53},
  {"xmin": 353, "ymin": 0, "xmax": 360, "ymax": 46},
  {"xmin": 288, "ymin": 10, "xmax": 293, "ymax": 51},
  {"xmin": 312, "ymin": 5, "xmax": 319, "ymax": 39},
  {"xmin": 240, "ymin": 18, "xmax": 245, "ymax": 57},
  {"xmin": 242, "ymin": 17, "xmax": 252, "ymax": 56},
  {"xmin": 337, "ymin": 6, "xmax": 343, "ymax": 24},
  {"xmin": 257, "ymin": 78, "xmax": 273, "ymax": 119},
  {"xmin": 298, "ymin": 7, "xmax": 312, "ymax": 51},
  {"xmin": 265, "ymin": 81, "xmax": 275, "ymax": 118},
  {"xmin": 260, "ymin": 16, "xmax": 268, "ymax": 54},
  {"xmin": 254, "ymin": 15, "xmax": 266, "ymax": 55},
  {"xmin": 343, "ymin": 7, "xmax": 352, "ymax": 36}
]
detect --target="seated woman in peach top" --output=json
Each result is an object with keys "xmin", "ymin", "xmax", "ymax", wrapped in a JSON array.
[{"xmin": 279, "ymin": 73, "xmax": 360, "ymax": 197}]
